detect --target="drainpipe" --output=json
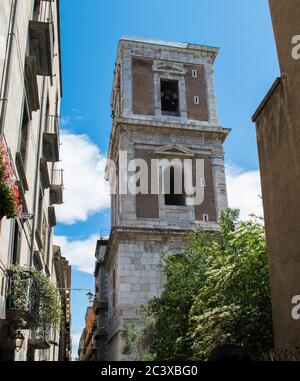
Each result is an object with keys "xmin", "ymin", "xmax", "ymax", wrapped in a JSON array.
[
  {"xmin": 0, "ymin": 0, "xmax": 18, "ymax": 137},
  {"xmin": 30, "ymin": 76, "xmax": 46, "ymax": 267}
]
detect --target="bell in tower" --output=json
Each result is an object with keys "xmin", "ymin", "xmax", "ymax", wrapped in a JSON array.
[{"xmin": 161, "ymin": 79, "xmax": 179, "ymax": 115}]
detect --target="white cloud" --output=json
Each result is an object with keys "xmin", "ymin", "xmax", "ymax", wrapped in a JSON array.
[
  {"xmin": 56, "ymin": 131, "xmax": 110, "ymax": 225},
  {"xmin": 70, "ymin": 332, "xmax": 82, "ymax": 361},
  {"xmin": 226, "ymin": 166, "xmax": 263, "ymax": 220},
  {"xmin": 72, "ymin": 332, "xmax": 82, "ymax": 347},
  {"xmin": 71, "ymin": 108, "xmax": 85, "ymax": 122},
  {"xmin": 74, "ymin": 115, "xmax": 84, "ymax": 122},
  {"xmin": 61, "ymin": 116, "xmax": 71, "ymax": 126},
  {"xmin": 54, "ymin": 234, "xmax": 99, "ymax": 274}
]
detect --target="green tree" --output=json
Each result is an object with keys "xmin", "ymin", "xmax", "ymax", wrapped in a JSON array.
[
  {"xmin": 189, "ymin": 212, "xmax": 273, "ymax": 360},
  {"xmin": 122, "ymin": 209, "xmax": 274, "ymax": 360},
  {"xmin": 121, "ymin": 313, "xmax": 157, "ymax": 361}
]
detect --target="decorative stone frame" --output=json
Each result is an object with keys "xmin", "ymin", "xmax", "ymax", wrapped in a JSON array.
[
  {"xmin": 158, "ymin": 165, "xmax": 195, "ymax": 223},
  {"xmin": 155, "ymin": 144, "xmax": 196, "ymax": 223},
  {"xmin": 153, "ymin": 60, "xmax": 188, "ymax": 121}
]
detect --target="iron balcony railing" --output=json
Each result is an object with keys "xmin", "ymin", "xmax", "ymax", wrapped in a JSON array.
[
  {"xmin": 50, "ymin": 169, "xmax": 64, "ymax": 205},
  {"xmin": 45, "ymin": 115, "xmax": 60, "ymax": 135},
  {"xmin": 6, "ymin": 271, "xmax": 38, "ymax": 328},
  {"xmin": 43, "ymin": 115, "xmax": 61, "ymax": 162},
  {"xmin": 29, "ymin": 20, "xmax": 54, "ymax": 77},
  {"xmin": 51, "ymin": 168, "xmax": 64, "ymax": 188},
  {"xmin": 94, "ymin": 299, "xmax": 108, "ymax": 315}
]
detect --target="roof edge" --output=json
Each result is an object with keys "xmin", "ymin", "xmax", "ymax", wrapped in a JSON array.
[
  {"xmin": 252, "ymin": 76, "xmax": 283, "ymax": 122},
  {"xmin": 120, "ymin": 35, "xmax": 220, "ymax": 53}
]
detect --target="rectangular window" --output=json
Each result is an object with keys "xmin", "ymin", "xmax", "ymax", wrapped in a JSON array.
[
  {"xmin": 161, "ymin": 79, "xmax": 180, "ymax": 116},
  {"xmin": 44, "ymin": 98, "xmax": 50, "ymax": 133},
  {"xmin": 20, "ymin": 103, "xmax": 30, "ymax": 165},
  {"xmin": 112, "ymin": 269, "xmax": 116, "ymax": 309},
  {"xmin": 194, "ymin": 96, "xmax": 200, "ymax": 105},
  {"xmin": 1, "ymin": 276, "xmax": 4, "ymax": 297},
  {"xmin": 203, "ymin": 214, "xmax": 209, "ymax": 222},
  {"xmin": 192, "ymin": 69, "xmax": 198, "ymax": 78},
  {"xmin": 11, "ymin": 221, "xmax": 21, "ymax": 265},
  {"xmin": 46, "ymin": 229, "xmax": 52, "ymax": 267},
  {"xmin": 32, "ymin": 0, "xmax": 40, "ymax": 21},
  {"xmin": 41, "ymin": 215, "xmax": 48, "ymax": 260},
  {"xmin": 37, "ymin": 190, "xmax": 43, "ymax": 234},
  {"xmin": 164, "ymin": 166, "xmax": 185, "ymax": 206}
]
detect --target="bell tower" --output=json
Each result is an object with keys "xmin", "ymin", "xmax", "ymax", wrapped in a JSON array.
[{"xmin": 102, "ymin": 37, "xmax": 230, "ymax": 360}]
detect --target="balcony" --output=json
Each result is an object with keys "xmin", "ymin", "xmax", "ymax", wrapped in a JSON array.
[
  {"xmin": 29, "ymin": 20, "xmax": 54, "ymax": 77},
  {"xmin": 28, "ymin": 338, "xmax": 50, "ymax": 350},
  {"xmin": 40, "ymin": 158, "xmax": 50, "ymax": 189},
  {"xmin": 43, "ymin": 115, "xmax": 60, "ymax": 162},
  {"xmin": 6, "ymin": 272, "xmax": 37, "ymax": 329},
  {"xmin": 48, "ymin": 206, "xmax": 56, "ymax": 228},
  {"xmin": 91, "ymin": 320, "xmax": 97, "ymax": 335},
  {"xmin": 50, "ymin": 169, "xmax": 64, "ymax": 205},
  {"xmin": 35, "ymin": 229, "xmax": 44, "ymax": 251},
  {"xmin": 24, "ymin": 56, "xmax": 40, "ymax": 114},
  {"xmin": 95, "ymin": 299, "xmax": 108, "ymax": 315},
  {"xmin": 94, "ymin": 327, "xmax": 108, "ymax": 339},
  {"xmin": 33, "ymin": 250, "xmax": 44, "ymax": 271}
]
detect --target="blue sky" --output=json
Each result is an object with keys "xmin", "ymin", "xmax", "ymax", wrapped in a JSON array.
[{"xmin": 55, "ymin": 0, "xmax": 279, "ymax": 358}]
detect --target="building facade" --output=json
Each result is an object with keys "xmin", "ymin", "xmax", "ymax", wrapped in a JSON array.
[
  {"xmin": 97, "ymin": 37, "xmax": 230, "ymax": 360},
  {"xmin": 78, "ymin": 306, "xmax": 97, "ymax": 361},
  {"xmin": 252, "ymin": 0, "xmax": 300, "ymax": 360},
  {"xmin": 93, "ymin": 238, "xmax": 108, "ymax": 361},
  {"xmin": 77, "ymin": 239, "xmax": 109, "ymax": 362},
  {"xmin": 0, "ymin": 0, "xmax": 65, "ymax": 361},
  {"xmin": 53, "ymin": 246, "xmax": 72, "ymax": 361}
]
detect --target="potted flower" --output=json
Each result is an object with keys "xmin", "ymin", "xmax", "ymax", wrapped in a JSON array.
[{"xmin": 0, "ymin": 139, "xmax": 23, "ymax": 220}]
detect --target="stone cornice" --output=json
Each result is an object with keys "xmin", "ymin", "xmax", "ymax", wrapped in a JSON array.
[
  {"xmin": 119, "ymin": 37, "xmax": 219, "ymax": 61},
  {"xmin": 102, "ymin": 224, "xmax": 219, "ymax": 269},
  {"xmin": 107, "ymin": 117, "xmax": 230, "ymax": 161},
  {"xmin": 115, "ymin": 117, "xmax": 229, "ymax": 133}
]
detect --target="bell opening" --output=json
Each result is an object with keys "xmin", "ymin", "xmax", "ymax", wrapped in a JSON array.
[{"xmin": 160, "ymin": 79, "xmax": 180, "ymax": 116}]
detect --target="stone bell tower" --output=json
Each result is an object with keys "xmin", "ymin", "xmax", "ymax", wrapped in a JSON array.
[{"xmin": 100, "ymin": 37, "xmax": 230, "ymax": 360}]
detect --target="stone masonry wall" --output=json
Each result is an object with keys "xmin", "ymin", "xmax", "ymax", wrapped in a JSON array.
[
  {"xmin": 105, "ymin": 236, "xmax": 186, "ymax": 360},
  {"xmin": 132, "ymin": 58, "xmax": 155, "ymax": 116},
  {"xmin": 184, "ymin": 64, "xmax": 209, "ymax": 122}
]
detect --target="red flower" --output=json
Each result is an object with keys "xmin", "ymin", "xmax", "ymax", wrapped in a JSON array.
[{"xmin": 0, "ymin": 140, "xmax": 23, "ymax": 219}]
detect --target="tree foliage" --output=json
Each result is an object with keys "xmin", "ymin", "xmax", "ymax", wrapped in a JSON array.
[
  {"xmin": 122, "ymin": 209, "xmax": 274, "ymax": 360},
  {"xmin": 121, "ymin": 314, "xmax": 157, "ymax": 361},
  {"xmin": 8, "ymin": 265, "xmax": 62, "ymax": 338}
]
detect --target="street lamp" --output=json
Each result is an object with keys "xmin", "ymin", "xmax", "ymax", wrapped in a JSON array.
[
  {"xmin": 15, "ymin": 331, "xmax": 25, "ymax": 352},
  {"xmin": 56, "ymin": 288, "xmax": 94, "ymax": 304},
  {"xmin": 86, "ymin": 292, "xmax": 94, "ymax": 304}
]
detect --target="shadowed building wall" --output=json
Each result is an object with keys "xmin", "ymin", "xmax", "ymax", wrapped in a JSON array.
[{"xmin": 252, "ymin": 0, "xmax": 300, "ymax": 360}]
